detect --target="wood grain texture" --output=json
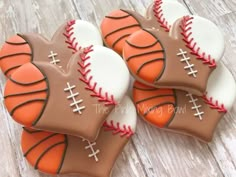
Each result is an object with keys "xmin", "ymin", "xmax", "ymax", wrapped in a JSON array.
[{"xmin": 0, "ymin": 0, "xmax": 236, "ymax": 177}]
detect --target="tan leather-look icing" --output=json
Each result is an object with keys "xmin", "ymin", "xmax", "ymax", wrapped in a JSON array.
[
  {"xmin": 151, "ymin": 22, "xmax": 212, "ymax": 95},
  {"xmin": 124, "ymin": 19, "xmax": 213, "ymax": 96},
  {"xmin": 33, "ymin": 53, "xmax": 114, "ymax": 141},
  {"xmin": 167, "ymin": 90, "xmax": 223, "ymax": 142},
  {"xmin": 133, "ymin": 81, "xmax": 224, "ymax": 142},
  {"xmin": 61, "ymin": 128, "xmax": 128, "ymax": 177},
  {"xmin": 21, "ymin": 127, "xmax": 129, "ymax": 177},
  {"xmin": 21, "ymin": 22, "xmax": 73, "ymax": 70}
]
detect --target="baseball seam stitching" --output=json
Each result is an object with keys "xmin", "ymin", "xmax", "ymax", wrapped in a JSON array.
[
  {"xmin": 78, "ymin": 45, "xmax": 117, "ymax": 106},
  {"xmin": 153, "ymin": 0, "xmax": 170, "ymax": 32},
  {"xmin": 202, "ymin": 94, "xmax": 227, "ymax": 113},
  {"xmin": 180, "ymin": 16, "xmax": 217, "ymax": 68},
  {"xmin": 103, "ymin": 120, "xmax": 134, "ymax": 138},
  {"xmin": 63, "ymin": 20, "xmax": 81, "ymax": 53}
]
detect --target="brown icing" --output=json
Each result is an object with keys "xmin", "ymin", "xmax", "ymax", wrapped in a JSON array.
[
  {"xmin": 168, "ymin": 90, "xmax": 223, "ymax": 142},
  {"xmin": 21, "ymin": 126, "xmax": 130, "ymax": 177},
  {"xmin": 21, "ymin": 21, "xmax": 73, "ymax": 70},
  {"xmin": 133, "ymin": 81, "xmax": 224, "ymax": 142},
  {"xmin": 61, "ymin": 128, "xmax": 128, "ymax": 177},
  {"xmin": 124, "ymin": 18, "xmax": 213, "ymax": 96},
  {"xmin": 4, "ymin": 52, "xmax": 114, "ymax": 141},
  {"xmin": 34, "ymin": 53, "xmax": 114, "ymax": 141}
]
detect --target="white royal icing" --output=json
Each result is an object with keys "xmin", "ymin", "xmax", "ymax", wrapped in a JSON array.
[
  {"xmin": 64, "ymin": 82, "xmax": 85, "ymax": 114},
  {"xmin": 84, "ymin": 45, "xmax": 130, "ymax": 102},
  {"xmin": 185, "ymin": 15, "xmax": 225, "ymax": 62},
  {"xmin": 159, "ymin": 0, "xmax": 190, "ymax": 28},
  {"xmin": 69, "ymin": 20, "xmax": 103, "ymax": 50},
  {"xmin": 186, "ymin": 93, "xmax": 204, "ymax": 120},
  {"xmin": 206, "ymin": 63, "xmax": 236, "ymax": 110},
  {"xmin": 106, "ymin": 96, "xmax": 137, "ymax": 132}
]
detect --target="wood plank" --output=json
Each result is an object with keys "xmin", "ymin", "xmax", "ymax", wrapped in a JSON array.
[{"xmin": 184, "ymin": 0, "xmax": 232, "ymax": 17}]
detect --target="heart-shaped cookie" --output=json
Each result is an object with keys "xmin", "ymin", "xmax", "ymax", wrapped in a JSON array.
[
  {"xmin": 21, "ymin": 96, "xmax": 137, "ymax": 177},
  {"xmin": 133, "ymin": 63, "xmax": 236, "ymax": 142},
  {"xmin": 0, "ymin": 19, "xmax": 103, "ymax": 77},
  {"xmin": 123, "ymin": 15, "xmax": 225, "ymax": 95},
  {"xmin": 4, "ymin": 45, "xmax": 130, "ymax": 141},
  {"xmin": 101, "ymin": 0, "xmax": 190, "ymax": 54}
]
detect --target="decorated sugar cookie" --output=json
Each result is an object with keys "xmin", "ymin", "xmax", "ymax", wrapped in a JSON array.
[
  {"xmin": 21, "ymin": 96, "xmax": 137, "ymax": 177},
  {"xmin": 0, "ymin": 20, "xmax": 103, "ymax": 77},
  {"xmin": 100, "ymin": 0, "xmax": 190, "ymax": 54},
  {"xmin": 4, "ymin": 45, "xmax": 130, "ymax": 141},
  {"xmin": 133, "ymin": 63, "xmax": 236, "ymax": 142},
  {"xmin": 124, "ymin": 15, "xmax": 225, "ymax": 95}
]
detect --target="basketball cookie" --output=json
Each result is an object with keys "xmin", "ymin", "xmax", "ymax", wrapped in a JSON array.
[
  {"xmin": 133, "ymin": 63, "xmax": 236, "ymax": 142},
  {"xmin": 124, "ymin": 15, "xmax": 225, "ymax": 96},
  {"xmin": 21, "ymin": 96, "xmax": 137, "ymax": 177},
  {"xmin": 100, "ymin": 0, "xmax": 190, "ymax": 54},
  {"xmin": 0, "ymin": 19, "xmax": 103, "ymax": 77},
  {"xmin": 4, "ymin": 45, "xmax": 130, "ymax": 141}
]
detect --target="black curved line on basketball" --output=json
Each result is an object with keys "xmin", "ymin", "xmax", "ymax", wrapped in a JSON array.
[
  {"xmin": 141, "ymin": 29, "xmax": 167, "ymax": 83},
  {"xmin": 17, "ymin": 33, "xmax": 34, "ymax": 62},
  {"xmin": 34, "ymin": 141, "xmax": 66, "ymax": 170},
  {"xmin": 143, "ymin": 102, "xmax": 175, "ymax": 116},
  {"xmin": 104, "ymin": 24, "xmax": 140, "ymax": 39},
  {"xmin": 136, "ymin": 94, "xmax": 175, "ymax": 104},
  {"xmin": 24, "ymin": 133, "xmax": 58, "ymax": 157},
  {"xmin": 10, "ymin": 99, "xmax": 46, "ymax": 116},
  {"xmin": 126, "ymin": 40, "xmax": 159, "ymax": 49},
  {"xmin": 4, "ymin": 65, "xmax": 22, "ymax": 76},
  {"xmin": 5, "ymin": 41, "xmax": 28, "ymax": 45},
  {"xmin": 126, "ymin": 50, "xmax": 164, "ymax": 62},
  {"xmin": 112, "ymin": 34, "xmax": 131, "ymax": 48},
  {"xmin": 105, "ymin": 14, "xmax": 131, "ymax": 19},
  {"xmin": 32, "ymin": 63, "xmax": 50, "ymax": 126},
  {"xmin": 57, "ymin": 135, "xmax": 68, "ymax": 174},
  {"xmin": 23, "ymin": 127, "xmax": 43, "ymax": 134},
  {"xmin": 133, "ymin": 85, "xmax": 158, "ymax": 91},
  {"xmin": 0, "ymin": 53, "xmax": 32, "ymax": 60},
  {"xmin": 9, "ymin": 76, "xmax": 46, "ymax": 86},
  {"xmin": 136, "ymin": 58, "xmax": 164, "ymax": 74},
  {"xmin": 4, "ymin": 88, "xmax": 48, "ymax": 98},
  {"xmin": 165, "ymin": 90, "xmax": 178, "ymax": 127}
]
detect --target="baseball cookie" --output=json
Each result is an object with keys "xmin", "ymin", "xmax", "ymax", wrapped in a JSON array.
[
  {"xmin": 124, "ymin": 15, "xmax": 225, "ymax": 95},
  {"xmin": 0, "ymin": 19, "xmax": 103, "ymax": 77},
  {"xmin": 133, "ymin": 63, "xmax": 236, "ymax": 142},
  {"xmin": 101, "ymin": 0, "xmax": 189, "ymax": 54},
  {"xmin": 21, "ymin": 96, "xmax": 137, "ymax": 177},
  {"xmin": 4, "ymin": 45, "xmax": 130, "ymax": 141}
]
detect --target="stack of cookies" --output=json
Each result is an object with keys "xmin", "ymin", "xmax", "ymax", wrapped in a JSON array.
[
  {"xmin": 101, "ymin": 0, "xmax": 236, "ymax": 143},
  {"xmin": 0, "ymin": 0, "xmax": 236, "ymax": 177},
  {"xmin": 0, "ymin": 20, "xmax": 137, "ymax": 176}
]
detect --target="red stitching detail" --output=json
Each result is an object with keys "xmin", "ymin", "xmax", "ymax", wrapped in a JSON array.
[
  {"xmin": 63, "ymin": 20, "xmax": 82, "ymax": 53},
  {"xmin": 153, "ymin": 0, "xmax": 170, "ymax": 32},
  {"xmin": 180, "ymin": 16, "xmax": 217, "ymax": 68},
  {"xmin": 202, "ymin": 93, "xmax": 227, "ymax": 113},
  {"xmin": 78, "ymin": 45, "xmax": 117, "ymax": 106},
  {"xmin": 103, "ymin": 120, "xmax": 134, "ymax": 138}
]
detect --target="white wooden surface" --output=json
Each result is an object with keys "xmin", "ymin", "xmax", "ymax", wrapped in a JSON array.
[{"xmin": 0, "ymin": 0, "xmax": 236, "ymax": 177}]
